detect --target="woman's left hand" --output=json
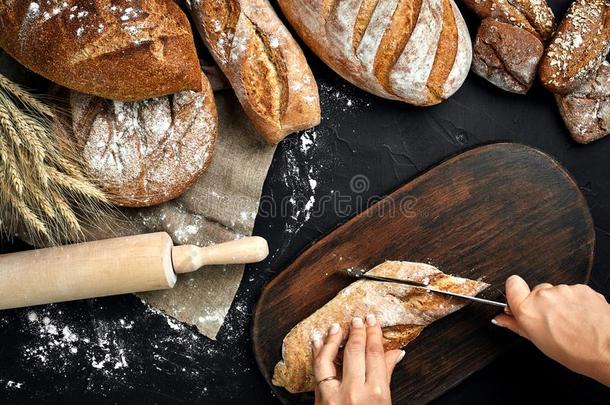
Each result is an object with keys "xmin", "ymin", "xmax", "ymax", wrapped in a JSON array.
[{"xmin": 312, "ymin": 314, "xmax": 405, "ymax": 405}]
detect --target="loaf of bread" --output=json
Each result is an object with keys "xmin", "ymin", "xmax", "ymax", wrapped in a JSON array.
[
  {"xmin": 556, "ymin": 61, "xmax": 610, "ymax": 144},
  {"xmin": 540, "ymin": 0, "xmax": 610, "ymax": 94},
  {"xmin": 69, "ymin": 73, "xmax": 217, "ymax": 207},
  {"xmin": 463, "ymin": 0, "xmax": 555, "ymax": 94},
  {"xmin": 188, "ymin": 0, "xmax": 321, "ymax": 144},
  {"xmin": 0, "ymin": 0, "xmax": 201, "ymax": 101},
  {"xmin": 472, "ymin": 18, "xmax": 544, "ymax": 94},
  {"xmin": 276, "ymin": 0, "xmax": 472, "ymax": 106},
  {"xmin": 272, "ymin": 261, "xmax": 489, "ymax": 393}
]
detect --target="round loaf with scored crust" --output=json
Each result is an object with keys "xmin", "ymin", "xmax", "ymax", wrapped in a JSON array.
[
  {"xmin": 69, "ymin": 73, "xmax": 217, "ymax": 207},
  {"xmin": 277, "ymin": 0, "xmax": 472, "ymax": 106},
  {"xmin": 0, "ymin": 0, "xmax": 202, "ymax": 101}
]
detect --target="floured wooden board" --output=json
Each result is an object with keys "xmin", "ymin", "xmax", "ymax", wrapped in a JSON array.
[{"xmin": 253, "ymin": 143, "xmax": 594, "ymax": 404}]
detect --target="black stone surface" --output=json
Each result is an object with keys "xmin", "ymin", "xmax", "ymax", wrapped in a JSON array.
[{"xmin": 1, "ymin": 0, "xmax": 609, "ymax": 403}]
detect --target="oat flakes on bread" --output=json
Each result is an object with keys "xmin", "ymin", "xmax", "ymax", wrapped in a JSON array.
[
  {"xmin": 540, "ymin": 0, "xmax": 610, "ymax": 94},
  {"xmin": 272, "ymin": 261, "xmax": 489, "ymax": 393},
  {"xmin": 0, "ymin": 0, "xmax": 201, "ymax": 101},
  {"xmin": 69, "ymin": 73, "xmax": 217, "ymax": 207},
  {"xmin": 188, "ymin": 0, "xmax": 321, "ymax": 145},
  {"xmin": 276, "ymin": 0, "xmax": 472, "ymax": 107}
]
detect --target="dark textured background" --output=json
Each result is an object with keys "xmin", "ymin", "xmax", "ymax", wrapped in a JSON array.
[{"xmin": 1, "ymin": 0, "xmax": 609, "ymax": 403}]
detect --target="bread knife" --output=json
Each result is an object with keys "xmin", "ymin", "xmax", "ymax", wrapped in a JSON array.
[{"xmin": 343, "ymin": 268, "xmax": 509, "ymax": 309}]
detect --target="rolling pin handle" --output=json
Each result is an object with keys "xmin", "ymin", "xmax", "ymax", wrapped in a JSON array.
[{"xmin": 172, "ymin": 236, "xmax": 269, "ymax": 274}]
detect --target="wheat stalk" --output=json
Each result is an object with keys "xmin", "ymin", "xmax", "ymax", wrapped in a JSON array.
[{"xmin": 0, "ymin": 74, "xmax": 112, "ymax": 246}]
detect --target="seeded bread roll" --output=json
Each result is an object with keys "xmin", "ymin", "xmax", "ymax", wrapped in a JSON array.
[
  {"xmin": 0, "ymin": 0, "xmax": 201, "ymax": 101},
  {"xmin": 276, "ymin": 0, "xmax": 472, "ymax": 107},
  {"xmin": 472, "ymin": 18, "xmax": 544, "ymax": 94},
  {"xmin": 272, "ymin": 261, "xmax": 489, "ymax": 393},
  {"xmin": 556, "ymin": 61, "xmax": 610, "ymax": 144},
  {"xmin": 188, "ymin": 0, "xmax": 321, "ymax": 145},
  {"xmin": 540, "ymin": 0, "xmax": 610, "ymax": 94},
  {"xmin": 69, "ymin": 73, "xmax": 217, "ymax": 207}
]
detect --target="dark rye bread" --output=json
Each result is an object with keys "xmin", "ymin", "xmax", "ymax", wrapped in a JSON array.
[
  {"xmin": 540, "ymin": 0, "xmax": 610, "ymax": 94},
  {"xmin": 0, "ymin": 0, "xmax": 201, "ymax": 101},
  {"xmin": 463, "ymin": 0, "xmax": 555, "ymax": 95},
  {"xmin": 271, "ymin": 261, "xmax": 489, "ymax": 393},
  {"xmin": 462, "ymin": 0, "xmax": 556, "ymax": 42},
  {"xmin": 556, "ymin": 61, "xmax": 610, "ymax": 144},
  {"xmin": 188, "ymin": 0, "xmax": 320, "ymax": 145},
  {"xmin": 472, "ymin": 18, "xmax": 544, "ymax": 94},
  {"xmin": 276, "ymin": 0, "xmax": 472, "ymax": 106}
]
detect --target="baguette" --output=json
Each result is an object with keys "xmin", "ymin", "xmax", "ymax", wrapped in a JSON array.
[
  {"xmin": 188, "ymin": 0, "xmax": 321, "ymax": 144},
  {"xmin": 276, "ymin": 0, "xmax": 472, "ymax": 106},
  {"xmin": 539, "ymin": 0, "xmax": 610, "ymax": 94},
  {"xmin": 0, "ymin": 0, "xmax": 201, "ymax": 101},
  {"xmin": 272, "ymin": 261, "xmax": 489, "ymax": 393}
]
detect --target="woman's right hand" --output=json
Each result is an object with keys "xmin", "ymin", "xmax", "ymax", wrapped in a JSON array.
[{"xmin": 493, "ymin": 275, "xmax": 610, "ymax": 387}]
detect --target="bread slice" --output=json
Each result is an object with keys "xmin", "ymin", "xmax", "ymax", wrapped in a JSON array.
[{"xmin": 272, "ymin": 261, "xmax": 489, "ymax": 393}]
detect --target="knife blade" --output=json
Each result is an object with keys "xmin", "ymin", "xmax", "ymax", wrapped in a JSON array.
[{"xmin": 342, "ymin": 269, "xmax": 509, "ymax": 309}]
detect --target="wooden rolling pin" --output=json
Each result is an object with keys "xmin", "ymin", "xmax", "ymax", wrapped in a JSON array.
[{"xmin": 0, "ymin": 232, "xmax": 269, "ymax": 310}]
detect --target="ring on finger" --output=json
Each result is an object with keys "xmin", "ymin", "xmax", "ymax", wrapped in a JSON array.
[{"xmin": 317, "ymin": 376, "xmax": 339, "ymax": 386}]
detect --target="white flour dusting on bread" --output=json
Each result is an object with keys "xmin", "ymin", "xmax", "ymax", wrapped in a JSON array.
[{"xmin": 69, "ymin": 74, "xmax": 217, "ymax": 207}]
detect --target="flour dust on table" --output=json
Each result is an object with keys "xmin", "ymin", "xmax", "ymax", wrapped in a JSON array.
[
  {"xmin": 0, "ymin": 297, "xmax": 254, "ymax": 398},
  {"xmin": 267, "ymin": 81, "xmax": 372, "ymax": 263}
]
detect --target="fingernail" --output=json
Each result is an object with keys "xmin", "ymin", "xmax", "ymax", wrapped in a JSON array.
[
  {"xmin": 352, "ymin": 317, "xmax": 364, "ymax": 328},
  {"xmin": 329, "ymin": 323, "xmax": 340, "ymax": 335},
  {"xmin": 395, "ymin": 350, "xmax": 406, "ymax": 364},
  {"xmin": 491, "ymin": 318, "xmax": 502, "ymax": 327},
  {"xmin": 312, "ymin": 331, "xmax": 323, "ymax": 348},
  {"xmin": 366, "ymin": 313, "xmax": 376, "ymax": 326}
]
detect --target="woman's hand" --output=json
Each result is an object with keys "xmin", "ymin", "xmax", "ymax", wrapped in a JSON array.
[
  {"xmin": 312, "ymin": 314, "xmax": 405, "ymax": 405},
  {"xmin": 493, "ymin": 275, "xmax": 610, "ymax": 386}
]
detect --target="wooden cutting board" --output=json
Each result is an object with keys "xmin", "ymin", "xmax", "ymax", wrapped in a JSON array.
[{"xmin": 252, "ymin": 143, "xmax": 594, "ymax": 404}]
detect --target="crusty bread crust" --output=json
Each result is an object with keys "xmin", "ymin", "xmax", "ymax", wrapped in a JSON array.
[
  {"xmin": 272, "ymin": 261, "xmax": 489, "ymax": 393},
  {"xmin": 539, "ymin": 0, "xmax": 610, "ymax": 94},
  {"xmin": 556, "ymin": 61, "xmax": 610, "ymax": 144},
  {"xmin": 0, "ymin": 0, "xmax": 202, "ymax": 101},
  {"xmin": 472, "ymin": 18, "xmax": 544, "ymax": 94},
  {"xmin": 189, "ymin": 0, "xmax": 321, "ymax": 144},
  {"xmin": 462, "ymin": 0, "xmax": 556, "ymax": 42},
  {"xmin": 277, "ymin": 0, "xmax": 472, "ymax": 106},
  {"xmin": 69, "ymin": 73, "xmax": 217, "ymax": 207}
]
